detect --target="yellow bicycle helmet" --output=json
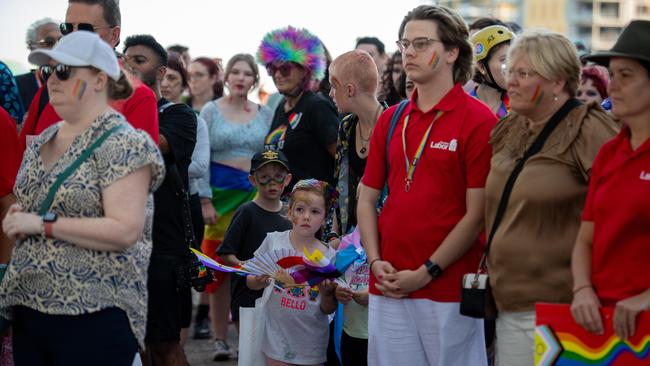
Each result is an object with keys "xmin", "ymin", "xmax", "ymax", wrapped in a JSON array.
[{"xmin": 471, "ymin": 25, "xmax": 515, "ymax": 63}]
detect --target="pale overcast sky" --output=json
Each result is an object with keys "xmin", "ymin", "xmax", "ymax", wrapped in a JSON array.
[{"xmin": 1, "ymin": 0, "xmax": 429, "ymax": 77}]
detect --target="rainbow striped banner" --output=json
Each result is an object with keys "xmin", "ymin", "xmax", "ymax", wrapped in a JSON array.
[{"xmin": 535, "ymin": 303, "xmax": 650, "ymax": 366}]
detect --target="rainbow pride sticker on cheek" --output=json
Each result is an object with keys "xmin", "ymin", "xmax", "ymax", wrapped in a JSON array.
[
  {"xmin": 530, "ymin": 85, "xmax": 544, "ymax": 106},
  {"xmin": 73, "ymin": 80, "xmax": 87, "ymax": 100},
  {"xmin": 428, "ymin": 51, "xmax": 440, "ymax": 69}
]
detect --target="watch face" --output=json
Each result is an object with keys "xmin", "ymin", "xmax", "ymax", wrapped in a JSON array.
[{"xmin": 43, "ymin": 212, "xmax": 57, "ymax": 222}]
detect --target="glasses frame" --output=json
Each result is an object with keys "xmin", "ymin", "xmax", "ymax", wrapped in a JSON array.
[
  {"xmin": 40, "ymin": 64, "xmax": 90, "ymax": 82},
  {"xmin": 30, "ymin": 36, "xmax": 61, "ymax": 49},
  {"xmin": 502, "ymin": 67, "xmax": 539, "ymax": 81},
  {"xmin": 60, "ymin": 22, "xmax": 113, "ymax": 35},
  {"xmin": 396, "ymin": 37, "xmax": 443, "ymax": 53},
  {"xmin": 266, "ymin": 62, "xmax": 298, "ymax": 78}
]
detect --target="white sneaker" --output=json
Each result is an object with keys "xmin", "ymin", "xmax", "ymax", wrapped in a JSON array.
[{"xmin": 212, "ymin": 339, "xmax": 231, "ymax": 361}]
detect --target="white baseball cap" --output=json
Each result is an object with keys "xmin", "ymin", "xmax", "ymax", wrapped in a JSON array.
[{"xmin": 28, "ymin": 31, "xmax": 120, "ymax": 81}]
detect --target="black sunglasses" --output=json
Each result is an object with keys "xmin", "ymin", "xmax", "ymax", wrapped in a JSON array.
[
  {"xmin": 40, "ymin": 64, "xmax": 88, "ymax": 82},
  {"xmin": 266, "ymin": 62, "xmax": 299, "ymax": 77},
  {"xmin": 31, "ymin": 36, "xmax": 60, "ymax": 49},
  {"xmin": 59, "ymin": 22, "xmax": 112, "ymax": 35}
]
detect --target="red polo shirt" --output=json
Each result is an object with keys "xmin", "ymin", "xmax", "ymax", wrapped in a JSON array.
[
  {"xmin": 362, "ymin": 83, "xmax": 497, "ymax": 302},
  {"xmin": 19, "ymin": 79, "xmax": 159, "ymax": 148},
  {"xmin": 0, "ymin": 107, "xmax": 22, "ymax": 197},
  {"xmin": 582, "ymin": 127, "xmax": 650, "ymax": 306}
]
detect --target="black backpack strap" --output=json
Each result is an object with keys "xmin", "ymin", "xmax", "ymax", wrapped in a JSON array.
[
  {"xmin": 385, "ymin": 99, "xmax": 409, "ymax": 173},
  {"xmin": 479, "ymin": 98, "xmax": 582, "ymax": 269}
]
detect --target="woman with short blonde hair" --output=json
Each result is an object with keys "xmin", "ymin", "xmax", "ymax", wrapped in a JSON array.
[
  {"xmin": 485, "ymin": 29, "xmax": 618, "ymax": 366},
  {"xmin": 506, "ymin": 30, "xmax": 581, "ymax": 97}
]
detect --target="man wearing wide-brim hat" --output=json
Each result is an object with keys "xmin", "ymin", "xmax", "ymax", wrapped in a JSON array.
[{"xmin": 570, "ymin": 19, "xmax": 650, "ymax": 343}]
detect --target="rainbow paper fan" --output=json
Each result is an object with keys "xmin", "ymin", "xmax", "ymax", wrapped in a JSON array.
[{"xmin": 241, "ymin": 248, "xmax": 302, "ymax": 277}]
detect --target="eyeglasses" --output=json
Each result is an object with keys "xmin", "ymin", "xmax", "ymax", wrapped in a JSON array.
[
  {"xmin": 30, "ymin": 36, "xmax": 60, "ymax": 49},
  {"xmin": 40, "ymin": 64, "xmax": 89, "ymax": 82},
  {"xmin": 255, "ymin": 172, "xmax": 288, "ymax": 186},
  {"xmin": 396, "ymin": 37, "xmax": 443, "ymax": 53},
  {"xmin": 502, "ymin": 67, "xmax": 538, "ymax": 81},
  {"xmin": 60, "ymin": 22, "xmax": 113, "ymax": 35},
  {"xmin": 266, "ymin": 63, "xmax": 298, "ymax": 77}
]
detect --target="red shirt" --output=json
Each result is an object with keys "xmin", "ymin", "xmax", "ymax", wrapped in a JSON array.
[
  {"xmin": 0, "ymin": 107, "xmax": 22, "ymax": 197},
  {"xmin": 362, "ymin": 83, "xmax": 497, "ymax": 302},
  {"xmin": 582, "ymin": 127, "xmax": 650, "ymax": 306},
  {"xmin": 19, "ymin": 81, "xmax": 159, "ymax": 148}
]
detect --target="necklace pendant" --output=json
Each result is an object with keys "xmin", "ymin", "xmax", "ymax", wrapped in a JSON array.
[
  {"xmin": 404, "ymin": 179, "xmax": 412, "ymax": 192},
  {"xmin": 360, "ymin": 146, "xmax": 367, "ymax": 154}
]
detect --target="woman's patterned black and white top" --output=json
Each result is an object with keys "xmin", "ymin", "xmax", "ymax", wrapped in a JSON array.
[{"xmin": 0, "ymin": 111, "xmax": 165, "ymax": 348}]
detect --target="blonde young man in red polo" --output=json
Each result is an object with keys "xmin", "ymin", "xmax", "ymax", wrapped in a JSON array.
[{"xmin": 357, "ymin": 5, "xmax": 497, "ymax": 366}]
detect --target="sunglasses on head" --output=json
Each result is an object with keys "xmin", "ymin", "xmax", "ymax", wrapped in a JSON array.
[
  {"xmin": 59, "ymin": 22, "xmax": 112, "ymax": 35},
  {"xmin": 266, "ymin": 62, "xmax": 299, "ymax": 77},
  {"xmin": 40, "ymin": 64, "xmax": 88, "ymax": 82}
]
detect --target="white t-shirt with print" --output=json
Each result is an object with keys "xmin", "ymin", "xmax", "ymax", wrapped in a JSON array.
[{"xmin": 256, "ymin": 230, "xmax": 334, "ymax": 364}]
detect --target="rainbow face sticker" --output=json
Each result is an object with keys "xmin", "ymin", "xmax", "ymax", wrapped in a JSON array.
[
  {"xmin": 73, "ymin": 80, "xmax": 87, "ymax": 100},
  {"xmin": 530, "ymin": 85, "xmax": 544, "ymax": 106},
  {"xmin": 428, "ymin": 51, "xmax": 440, "ymax": 69}
]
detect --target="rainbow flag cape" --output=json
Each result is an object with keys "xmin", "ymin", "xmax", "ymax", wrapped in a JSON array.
[
  {"xmin": 535, "ymin": 303, "xmax": 650, "ymax": 366},
  {"xmin": 202, "ymin": 162, "xmax": 257, "ymax": 250}
]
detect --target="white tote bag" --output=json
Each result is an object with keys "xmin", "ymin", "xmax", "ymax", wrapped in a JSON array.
[{"xmin": 238, "ymin": 285, "xmax": 272, "ymax": 366}]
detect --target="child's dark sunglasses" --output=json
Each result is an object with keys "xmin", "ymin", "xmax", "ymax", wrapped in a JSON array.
[
  {"xmin": 59, "ymin": 22, "xmax": 112, "ymax": 35},
  {"xmin": 266, "ymin": 62, "xmax": 298, "ymax": 77},
  {"xmin": 40, "ymin": 64, "xmax": 87, "ymax": 82}
]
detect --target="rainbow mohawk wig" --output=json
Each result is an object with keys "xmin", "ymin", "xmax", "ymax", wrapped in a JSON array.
[{"xmin": 257, "ymin": 26, "xmax": 326, "ymax": 80}]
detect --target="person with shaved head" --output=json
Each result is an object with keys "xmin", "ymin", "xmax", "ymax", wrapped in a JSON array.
[{"xmin": 326, "ymin": 49, "xmax": 384, "ymax": 365}]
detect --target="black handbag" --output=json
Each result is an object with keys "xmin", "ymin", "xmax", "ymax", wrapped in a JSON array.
[{"xmin": 460, "ymin": 98, "xmax": 582, "ymax": 319}]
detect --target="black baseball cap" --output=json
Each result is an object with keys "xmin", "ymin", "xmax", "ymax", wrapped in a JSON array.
[{"xmin": 250, "ymin": 148, "xmax": 290, "ymax": 173}]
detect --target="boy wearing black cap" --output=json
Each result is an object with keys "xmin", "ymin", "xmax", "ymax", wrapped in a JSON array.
[{"xmin": 217, "ymin": 148, "xmax": 292, "ymax": 328}]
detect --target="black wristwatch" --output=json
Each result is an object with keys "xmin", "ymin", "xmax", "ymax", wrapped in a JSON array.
[
  {"xmin": 43, "ymin": 212, "xmax": 58, "ymax": 223},
  {"xmin": 424, "ymin": 260, "xmax": 443, "ymax": 280}
]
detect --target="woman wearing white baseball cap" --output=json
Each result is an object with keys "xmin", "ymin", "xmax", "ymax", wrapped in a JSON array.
[{"xmin": 1, "ymin": 31, "xmax": 165, "ymax": 365}]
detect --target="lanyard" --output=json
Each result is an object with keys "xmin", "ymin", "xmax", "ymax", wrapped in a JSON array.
[{"xmin": 401, "ymin": 110, "xmax": 444, "ymax": 192}]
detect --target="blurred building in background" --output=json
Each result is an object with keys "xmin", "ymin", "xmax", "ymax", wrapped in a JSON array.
[{"xmin": 436, "ymin": 0, "xmax": 650, "ymax": 51}]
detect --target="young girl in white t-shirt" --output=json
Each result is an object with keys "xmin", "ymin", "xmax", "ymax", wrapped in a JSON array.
[{"xmin": 246, "ymin": 179, "xmax": 338, "ymax": 366}]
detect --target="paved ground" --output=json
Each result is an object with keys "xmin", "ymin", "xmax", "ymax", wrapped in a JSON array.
[{"xmin": 185, "ymin": 323, "xmax": 239, "ymax": 366}]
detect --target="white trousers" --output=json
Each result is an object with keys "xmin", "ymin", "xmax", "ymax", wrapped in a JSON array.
[
  {"xmin": 495, "ymin": 310, "xmax": 535, "ymax": 366},
  {"xmin": 367, "ymin": 295, "xmax": 487, "ymax": 366}
]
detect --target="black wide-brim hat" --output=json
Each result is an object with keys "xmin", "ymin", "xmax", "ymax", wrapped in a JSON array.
[{"xmin": 584, "ymin": 20, "xmax": 650, "ymax": 66}]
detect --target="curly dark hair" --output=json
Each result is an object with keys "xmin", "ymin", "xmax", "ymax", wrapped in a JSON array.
[{"xmin": 379, "ymin": 52, "xmax": 403, "ymax": 106}]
